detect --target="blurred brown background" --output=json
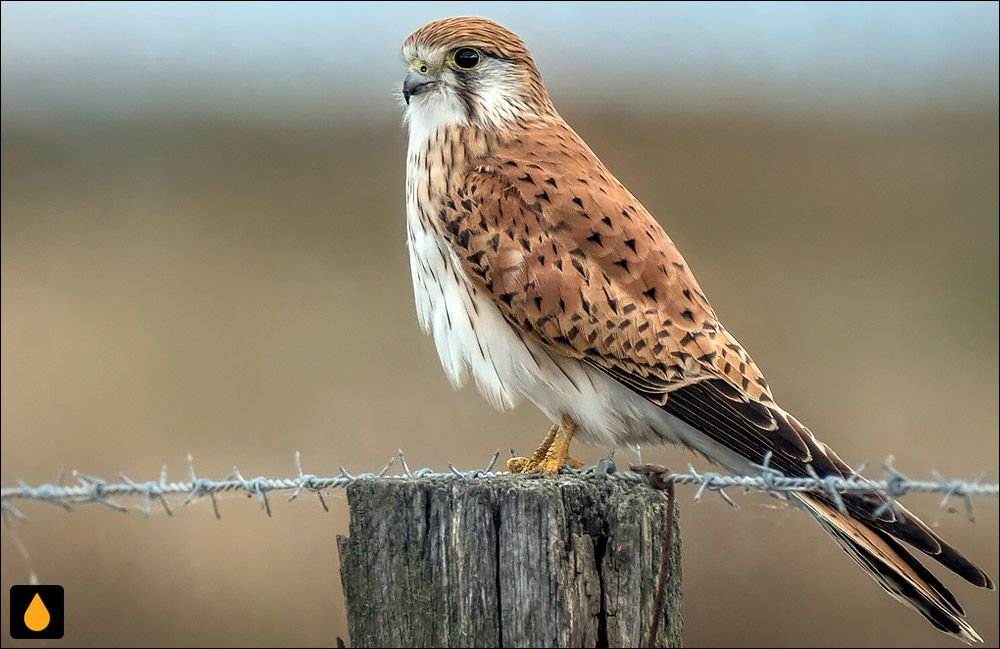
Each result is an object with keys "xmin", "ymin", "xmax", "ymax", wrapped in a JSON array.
[{"xmin": 2, "ymin": 3, "xmax": 997, "ymax": 647}]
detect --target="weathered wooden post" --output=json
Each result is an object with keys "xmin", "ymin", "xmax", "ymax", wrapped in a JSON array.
[{"xmin": 337, "ymin": 474, "xmax": 682, "ymax": 647}]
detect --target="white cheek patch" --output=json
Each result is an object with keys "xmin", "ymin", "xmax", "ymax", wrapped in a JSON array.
[{"xmin": 469, "ymin": 60, "xmax": 522, "ymax": 127}]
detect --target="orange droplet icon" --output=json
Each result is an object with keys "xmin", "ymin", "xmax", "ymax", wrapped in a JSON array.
[{"xmin": 24, "ymin": 592, "xmax": 51, "ymax": 632}]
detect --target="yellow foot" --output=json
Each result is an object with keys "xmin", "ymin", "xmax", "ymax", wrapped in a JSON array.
[{"xmin": 508, "ymin": 415, "xmax": 584, "ymax": 474}]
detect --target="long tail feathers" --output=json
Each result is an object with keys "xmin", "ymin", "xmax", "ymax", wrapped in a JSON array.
[{"xmin": 796, "ymin": 493, "xmax": 986, "ymax": 644}]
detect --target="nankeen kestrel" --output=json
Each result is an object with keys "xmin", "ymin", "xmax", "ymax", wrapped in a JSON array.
[{"xmin": 400, "ymin": 17, "xmax": 993, "ymax": 643}]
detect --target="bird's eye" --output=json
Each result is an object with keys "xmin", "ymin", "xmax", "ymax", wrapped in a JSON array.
[{"xmin": 452, "ymin": 47, "xmax": 481, "ymax": 70}]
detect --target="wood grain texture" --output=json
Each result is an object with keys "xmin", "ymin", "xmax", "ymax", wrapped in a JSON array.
[{"xmin": 337, "ymin": 475, "xmax": 681, "ymax": 648}]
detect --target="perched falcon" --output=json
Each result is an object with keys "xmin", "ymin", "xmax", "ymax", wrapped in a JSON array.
[{"xmin": 400, "ymin": 17, "xmax": 993, "ymax": 643}]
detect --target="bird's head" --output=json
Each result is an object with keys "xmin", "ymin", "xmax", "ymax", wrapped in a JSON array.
[{"xmin": 401, "ymin": 17, "xmax": 555, "ymax": 138}]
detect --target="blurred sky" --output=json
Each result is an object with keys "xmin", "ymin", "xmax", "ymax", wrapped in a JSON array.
[{"xmin": 2, "ymin": 1, "xmax": 998, "ymax": 125}]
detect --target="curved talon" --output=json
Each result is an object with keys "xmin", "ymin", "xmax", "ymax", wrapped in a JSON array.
[
  {"xmin": 507, "ymin": 456, "xmax": 532, "ymax": 472},
  {"xmin": 508, "ymin": 416, "xmax": 581, "ymax": 474}
]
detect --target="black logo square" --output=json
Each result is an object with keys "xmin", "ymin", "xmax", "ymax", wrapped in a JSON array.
[{"xmin": 9, "ymin": 585, "xmax": 64, "ymax": 639}]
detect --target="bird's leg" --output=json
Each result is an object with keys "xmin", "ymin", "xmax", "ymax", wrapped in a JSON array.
[
  {"xmin": 507, "ymin": 414, "xmax": 584, "ymax": 474},
  {"xmin": 544, "ymin": 414, "xmax": 584, "ymax": 472}
]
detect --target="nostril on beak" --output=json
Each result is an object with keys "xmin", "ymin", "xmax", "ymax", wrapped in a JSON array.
[{"xmin": 403, "ymin": 70, "xmax": 435, "ymax": 104}]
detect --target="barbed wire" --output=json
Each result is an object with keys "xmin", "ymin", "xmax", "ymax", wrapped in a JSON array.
[{"xmin": 1, "ymin": 450, "xmax": 996, "ymax": 526}]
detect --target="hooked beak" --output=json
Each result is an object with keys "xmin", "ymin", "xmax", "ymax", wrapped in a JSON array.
[{"xmin": 403, "ymin": 69, "xmax": 437, "ymax": 104}]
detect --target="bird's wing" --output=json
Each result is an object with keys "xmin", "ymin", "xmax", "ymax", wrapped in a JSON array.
[
  {"xmin": 430, "ymin": 125, "xmax": 993, "ymax": 601},
  {"xmin": 462, "ymin": 125, "xmax": 773, "ymax": 402}
]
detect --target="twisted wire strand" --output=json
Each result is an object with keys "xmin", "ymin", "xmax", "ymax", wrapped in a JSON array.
[{"xmin": 1, "ymin": 450, "xmax": 996, "ymax": 525}]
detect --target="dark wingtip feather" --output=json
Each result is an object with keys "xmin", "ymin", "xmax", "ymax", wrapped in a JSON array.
[
  {"xmin": 799, "ymin": 494, "xmax": 984, "ymax": 644},
  {"xmin": 876, "ymin": 503, "xmax": 996, "ymax": 590}
]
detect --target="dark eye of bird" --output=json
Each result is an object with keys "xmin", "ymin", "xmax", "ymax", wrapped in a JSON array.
[{"xmin": 453, "ymin": 48, "xmax": 480, "ymax": 70}]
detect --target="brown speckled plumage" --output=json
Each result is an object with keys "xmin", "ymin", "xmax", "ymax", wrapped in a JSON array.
[{"xmin": 401, "ymin": 17, "xmax": 994, "ymax": 643}]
